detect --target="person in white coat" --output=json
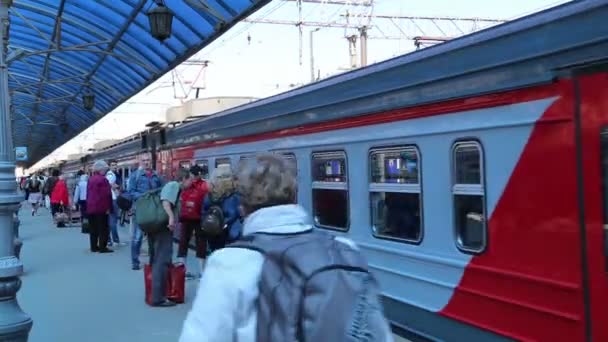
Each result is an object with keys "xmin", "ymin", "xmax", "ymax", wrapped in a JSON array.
[{"xmin": 178, "ymin": 154, "xmax": 393, "ymax": 342}]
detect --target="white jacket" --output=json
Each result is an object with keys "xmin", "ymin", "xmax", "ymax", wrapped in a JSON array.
[
  {"xmin": 73, "ymin": 175, "xmax": 88, "ymax": 203},
  {"xmin": 178, "ymin": 204, "xmax": 393, "ymax": 342},
  {"xmin": 106, "ymin": 170, "xmax": 118, "ymax": 200}
]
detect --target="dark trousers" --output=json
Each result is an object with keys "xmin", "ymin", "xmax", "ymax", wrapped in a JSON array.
[
  {"xmin": 149, "ymin": 229, "xmax": 173, "ymax": 304},
  {"xmin": 178, "ymin": 219, "xmax": 206, "ymax": 259},
  {"xmin": 78, "ymin": 200, "xmax": 87, "ymax": 222},
  {"xmin": 89, "ymin": 214, "xmax": 109, "ymax": 252}
]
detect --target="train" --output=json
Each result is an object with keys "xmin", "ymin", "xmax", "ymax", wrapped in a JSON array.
[{"xmin": 50, "ymin": 1, "xmax": 608, "ymax": 341}]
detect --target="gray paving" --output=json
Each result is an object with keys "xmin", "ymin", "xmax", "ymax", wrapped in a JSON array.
[
  {"xmin": 15, "ymin": 205, "xmax": 409, "ymax": 342},
  {"xmin": 16, "ymin": 206, "xmax": 200, "ymax": 342}
]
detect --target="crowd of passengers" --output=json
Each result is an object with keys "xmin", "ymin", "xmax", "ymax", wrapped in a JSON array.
[{"xmin": 20, "ymin": 154, "xmax": 395, "ymax": 341}]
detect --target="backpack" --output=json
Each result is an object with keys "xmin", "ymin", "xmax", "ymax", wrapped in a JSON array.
[
  {"xmin": 135, "ymin": 188, "xmax": 168, "ymax": 234},
  {"xmin": 200, "ymin": 201, "xmax": 224, "ymax": 236},
  {"xmin": 229, "ymin": 230, "xmax": 391, "ymax": 342}
]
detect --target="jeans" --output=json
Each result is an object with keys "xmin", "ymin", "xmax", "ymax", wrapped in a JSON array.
[
  {"xmin": 131, "ymin": 213, "xmax": 144, "ymax": 267},
  {"xmin": 108, "ymin": 200, "xmax": 120, "ymax": 244}
]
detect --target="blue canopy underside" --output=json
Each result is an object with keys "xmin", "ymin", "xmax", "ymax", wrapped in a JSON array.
[{"xmin": 7, "ymin": 0, "xmax": 270, "ymax": 165}]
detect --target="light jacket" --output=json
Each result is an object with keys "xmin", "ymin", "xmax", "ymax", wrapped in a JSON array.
[
  {"xmin": 106, "ymin": 170, "xmax": 118, "ymax": 200},
  {"xmin": 178, "ymin": 204, "xmax": 392, "ymax": 342},
  {"xmin": 73, "ymin": 175, "xmax": 88, "ymax": 203},
  {"xmin": 127, "ymin": 168, "xmax": 163, "ymax": 201}
]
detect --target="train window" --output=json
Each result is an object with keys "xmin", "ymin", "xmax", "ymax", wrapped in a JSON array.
[
  {"xmin": 369, "ymin": 146, "xmax": 422, "ymax": 242},
  {"xmin": 215, "ymin": 157, "xmax": 231, "ymax": 168},
  {"xmin": 196, "ymin": 160, "xmax": 209, "ymax": 179},
  {"xmin": 452, "ymin": 141, "xmax": 486, "ymax": 253},
  {"xmin": 179, "ymin": 161, "xmax": 191, "ymax": 170},
  {"xmin": 311, "ymin": 151, "xmax": 349, "ymax": 230}
]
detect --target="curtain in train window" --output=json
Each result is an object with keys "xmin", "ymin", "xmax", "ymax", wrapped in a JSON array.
[
  {"xmin": 311, "ymin": 151, "xmax": 349, "ymax": 230},
  {"xmin": 215, "ymin": 157, "xmax": 231, "ymax": 168},
  {"xmin": 280, "ymin": 153, "xmax": 298, "ymax": 203},
  {"xmin": 238, "ymin": 155, "xmax": 255, "ymax": 170},
  {"xmin": 370, "ymin": 146, "xmax": 422, "ymax": 242},
  {"xmin": 452, "ymin": 141, "xmax": 487, "ymax": 253}
]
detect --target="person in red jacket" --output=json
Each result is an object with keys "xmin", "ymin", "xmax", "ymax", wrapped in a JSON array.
[
  {"xmin": 177, "ymin": 165, "xmax": 209, "ymax": 278},
  {"xmin": 50, "ymin": 172, "xmax": 69, "ymax": 228},
  {"xmin": 86, "ymin": 160, "xmax": 113, "ymax": 253}
]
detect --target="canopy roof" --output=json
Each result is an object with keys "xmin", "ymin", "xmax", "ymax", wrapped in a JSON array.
[{"xmin": 7, "ymin": 0, "xmax": 270, "ymax": 166}]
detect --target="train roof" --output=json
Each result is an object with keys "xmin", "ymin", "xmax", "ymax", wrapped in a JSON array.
[{"xmin": 165, "ymin": 0, "xmax": 608, "ymax": 148}]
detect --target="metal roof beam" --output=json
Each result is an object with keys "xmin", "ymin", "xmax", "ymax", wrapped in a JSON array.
[
  {"xmin": 24, "ymin": 0, "xmax": 66, "ymax": 144},
  {"xmin": 7, "ymin": 71, "xmax": 37, "ymax": 97},
  {"xmin": 10, "ymin": 7, "xmax": 55, "ymax": 46},
  {"xmin": 6, "ymin": 40, "xmax": 111, "ymax": 64},
  {"xmin": 184, "ymin": 0, "xmax": 228, "ymax": 23},
  {"xmin": 10, "ymin": 72, "xmax": 89, "ymax": 90},
  {"xmin": 56, "ymin": 0, "xmax": 149, "ymax": 120},
  {"xmin": 10, "ymin": 46, "xmax": 158, "ymax": 74}
]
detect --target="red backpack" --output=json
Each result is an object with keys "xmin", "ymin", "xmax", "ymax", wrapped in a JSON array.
[{"xmin": 179, "ymin": 179, "xmax": 208, "ymax": 221}]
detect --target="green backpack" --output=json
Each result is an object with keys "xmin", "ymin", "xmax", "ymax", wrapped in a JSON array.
[{"xmin": 135, "ymin": 188, "xmax": 168, "ymax": 234}]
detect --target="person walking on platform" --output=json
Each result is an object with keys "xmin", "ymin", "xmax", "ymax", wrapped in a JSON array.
[
  {"xmin": 149, "ymin": 168, "xmax": 192, "ymax": 307},
  {"xmin": 86, "ymin": 160, "xmax": 113, "ymax": 253},
  {"xmin": 177, "ymin": 165, "xmax": 209, "ymax": 279},
  {"xmin": 50, "ymin": 172, "xmax": 69, "ymax": 228},
  {"xmin": 73, "ymin": 171, "xmax": 88, "ymax": 224},
  {"xmin": 128, "ymin": 155, "xmax": 163, "ymax": 270},
  {"xmin": 43, "ymin": 169, "xmax": 59, "ymax": 211},
  {"xmin": 26, "ymin": 175, "xmax": 42, "ymax": 216},
  {"xmin": 179, "ymin": 154, "xmax": 393, "ymax": 342},
  {"xmin": 106, "ymin": 160, "xmax": 125, "ymax": 247}
]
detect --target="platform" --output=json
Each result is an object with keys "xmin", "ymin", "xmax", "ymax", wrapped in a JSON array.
[{"xmin": 15, "ymin": 205, "xmax": 409, "ymax": 342}]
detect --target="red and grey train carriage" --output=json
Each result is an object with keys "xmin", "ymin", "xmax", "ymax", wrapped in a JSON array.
[{"xmin": 63, "ymin": 1, "xmax": 608, "ymax": 341}]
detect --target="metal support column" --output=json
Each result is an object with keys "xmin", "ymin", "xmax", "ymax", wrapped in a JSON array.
[
  {"xmin": 360, "ymin": 25, "xmax": 368, "ymax": 67},
  {"xmin": 0, "ymin": 0, "xmax": 33, "ymax": 340},
  {"xmin": 309, "ymin": 28, "xmax": 320, "ymax": 82}
]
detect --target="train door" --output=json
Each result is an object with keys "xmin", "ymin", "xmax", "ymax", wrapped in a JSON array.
[{"xmin": 575, "ymin": 70, "xmax": 608, "ymax": 342}]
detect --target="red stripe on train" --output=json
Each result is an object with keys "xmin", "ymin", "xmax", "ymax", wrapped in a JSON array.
[
  {"xmin": 181, "ymin": 83, "xmax": 562, "ymax": 152},
  {"xmin": 441, "ymin": 80, "xmax": 591, "ymax": 341}
]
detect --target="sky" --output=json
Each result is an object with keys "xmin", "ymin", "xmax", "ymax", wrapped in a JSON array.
[{"xmin": 28, "ymin": 0, "xmax": 571, "ymax": 171}]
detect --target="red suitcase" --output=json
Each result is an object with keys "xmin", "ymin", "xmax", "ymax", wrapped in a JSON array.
[{"xmin": 144, "ymin": 263, "xmax": 186, "ymax": 305}]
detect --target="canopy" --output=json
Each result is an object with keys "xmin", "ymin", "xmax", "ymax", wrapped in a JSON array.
[{"xmin": 6, "ymin": 0, "xmax": 270, "ymax": 165}]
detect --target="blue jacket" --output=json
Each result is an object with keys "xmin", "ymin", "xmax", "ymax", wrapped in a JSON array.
[
  {"xmin": 127, "ymin": 169, "xmax": 163, "ymax": 201},
  {"xmin": 202, "ymin": 192, "xmax": 242, "ymax": 242}
]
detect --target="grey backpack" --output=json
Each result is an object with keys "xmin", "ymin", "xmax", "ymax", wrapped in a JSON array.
[{"xmin": 229, "ymin": 230, "xmax": 391, "ymax": 342}]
